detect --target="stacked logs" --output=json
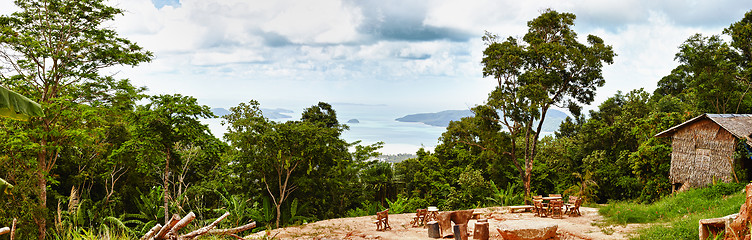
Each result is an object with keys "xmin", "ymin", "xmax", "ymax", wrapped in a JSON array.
[{"xmin": 141, "ymin": 212, "xmax": 256, "ymax": 240}]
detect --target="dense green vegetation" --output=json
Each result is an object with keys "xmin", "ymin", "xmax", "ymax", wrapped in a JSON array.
[
  {"xmin": 599, "ymin": 182, "xmax": 746, "ymax": 239},
  {"xmin": 1, "ymin": 1, "xmax": 752, "ymax": 239}
]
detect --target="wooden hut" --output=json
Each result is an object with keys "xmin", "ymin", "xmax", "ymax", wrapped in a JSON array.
[{"xmin": 655, "ymin": 114, "xmax": 752, "ymax": 192}]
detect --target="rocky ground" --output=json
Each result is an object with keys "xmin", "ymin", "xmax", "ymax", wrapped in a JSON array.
[{"xmin": 246, "ymin": 206, "xmax": 643, "ymax": 239}]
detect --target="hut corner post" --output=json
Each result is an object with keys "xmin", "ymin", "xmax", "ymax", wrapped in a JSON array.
[{"xmin": 726, "ymin": 183, "xmax": 752, "ymax": 240}]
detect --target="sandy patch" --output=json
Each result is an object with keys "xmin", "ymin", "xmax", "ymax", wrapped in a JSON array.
[{"xmin": 247, "ymin": 207, "xmax": 643, "ymax": 239}]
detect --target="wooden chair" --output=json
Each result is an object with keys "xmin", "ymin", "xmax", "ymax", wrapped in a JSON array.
[
  {"xmin": 548, "ymin": 193, "xmax": 562, "ymax": 198},
  {"xmin": 549, "ymin": 200, "xmax": 564, "ymax": 219},
  {"xmin": 566, "ymin": 197, "xmax": 582, "ymax": 217},
  {"xmin": 564, "ymin": 196, "xmax": 577, "ymax": 214},
  {"xmin": 373, "ymin": 209, "xmax": 391, "ymax": 231},
  {"xmin": 533, "ymin": 200, "xmax": 547, "ymax": 217},
  {"xmin": 411, "ymin": 208, "xmax": 427, "ymax": 227}
]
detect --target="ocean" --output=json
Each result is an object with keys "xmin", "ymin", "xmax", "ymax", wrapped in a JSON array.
[{"xmin": 200, "ymin": 103, "xmax": 449, "ymax": 154}]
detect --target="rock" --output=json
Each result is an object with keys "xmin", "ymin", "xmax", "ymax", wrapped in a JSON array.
[
  {"xmin": 496, "ymin": 220, "xmax": 557, "ymax": 240},
  {"xmin": 347, "ymin": 119, "xmax": 359, "ymax": 123}
]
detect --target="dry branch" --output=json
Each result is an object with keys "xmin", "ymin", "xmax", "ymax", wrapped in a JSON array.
[
  {"xmin": 179, "ymin": 212, "xmax": 228, "ymax": 240},
  {"xmin": 10, "ymin": 218, "xmax": 16, "ymax": 240},
  {"xmin": 207, "ymin": 221, "xmax": 257, "ymax": 236}
]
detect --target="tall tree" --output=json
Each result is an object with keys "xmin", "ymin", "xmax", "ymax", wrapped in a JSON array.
[
  {"xmin": 223, "ymin": 101, "xmax": 349, "ymax": 228},
  {"xmin": 655, "ymin": 10, "xmax": 752, "ymax": 114},
  {"xmin": 122, "ymin": 94, "xmax": 215, "ymax": 224},
  {"xmin": 480, "ymin": 9, "xmax": 614, "ymax": 200},
  {"xmin": 0, "ymin": 0, "xmax": 151, "ymax": 238}
]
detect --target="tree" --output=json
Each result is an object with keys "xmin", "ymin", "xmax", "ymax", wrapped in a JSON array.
[
  {"xmin": 655, "ymin": 10, "xmax": 752, "ymax": 114},
  {"xmin": 121, "ymin": 94, "xmax": 215, "ymax": 224},
  {"xmin": 0, "ymin": 0, "xmax": 151, "ymax": 238},
  {"xmin": 223, "ymin": 101, "xmax": 350, "ymax": 228},
  {"xmin": 480, "ymin": 9, "xmax": 614, "ymax": 200}
]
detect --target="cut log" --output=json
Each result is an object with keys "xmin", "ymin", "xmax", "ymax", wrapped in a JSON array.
[
  {"xmin": 497, "ymin": 220, "xmax": 557, "ymax": 240},
  {"xmin": 155, "ymin": 214, "xmax": 181, "ymax": 240},
  {"xmin": 0, "ymin": 227, "xmax": 9, "ymax": 235},
  {"xmin": 179, "ymin": 212, "xmax": 228, "ymax": 240},
  {"xmin": 427, "ymin": 221, "xmax": 441, "ymax": 238},
  {"xmin": 473, "ymin": 222, "xmax": 489, "ymax": 240},
  {"xmin": 169, "ymin": 212, "xmax": 196, "ymax": 236},
  {"xmin": 727, "ymin": 183, "xmax": 752, "ymax": 240},
  {"xmin": 140, "ymin": 211, "xmax": 257, "ymax": 240},
  {"xmin": 453, "ymin": 223, "xmax": 468, "ymax": 240},
  {"xmin": 141, "ymin": 224, "xmax": 162, "ymax": 240}
]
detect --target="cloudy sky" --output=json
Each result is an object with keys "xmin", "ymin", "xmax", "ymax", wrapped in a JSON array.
[{"xmin": 3, "ymin": 0, "xmax": 752, "ymax": 112}]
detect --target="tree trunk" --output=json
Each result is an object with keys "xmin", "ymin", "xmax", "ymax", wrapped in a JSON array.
[
  {"xmin": 274, "ymin": 203, "xmax": 282, "ymax": 229},
  {"xmin": 164, "ymin": 154, "xmax": 170, "ymax": 224},
  {"xmin": 37, "ymin": 151, "xmax": 47, "ymax": 240}
]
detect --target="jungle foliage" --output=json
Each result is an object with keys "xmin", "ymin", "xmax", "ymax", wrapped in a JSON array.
[{"xmin": 1, "ymin": 1, "xmax": 752, "ymax": 239}]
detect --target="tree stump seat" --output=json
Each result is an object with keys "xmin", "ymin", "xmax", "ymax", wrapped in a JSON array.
[{"xmin": 699, "ymin": 213, "xmax": 736, "ymax": 240}]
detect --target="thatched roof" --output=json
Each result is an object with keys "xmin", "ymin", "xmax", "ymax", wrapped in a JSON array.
[{"xmin": 655, "ymin": 114, "xmax": 752, "ymax": 143}]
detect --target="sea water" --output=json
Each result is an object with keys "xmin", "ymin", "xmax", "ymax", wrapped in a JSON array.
[{"xmin": 200, "ymin": 103, "xmax": 448, "ymax": 155}]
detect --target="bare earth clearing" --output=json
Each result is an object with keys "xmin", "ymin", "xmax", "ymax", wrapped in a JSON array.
[{"xmin": 248, "ymin": 207, "xmax": 643, "ymax": 240}]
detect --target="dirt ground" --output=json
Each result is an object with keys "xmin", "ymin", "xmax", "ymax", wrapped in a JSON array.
[{"xmin": 246, "ymin": 206, "xmax": 643, "ymax": 240}]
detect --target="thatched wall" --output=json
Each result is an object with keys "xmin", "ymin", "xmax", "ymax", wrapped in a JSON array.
[{"xmin": 670, "ymin": 119, "xmax": 736, "ymax": 190}]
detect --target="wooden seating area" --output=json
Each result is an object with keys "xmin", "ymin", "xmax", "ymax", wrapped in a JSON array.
[
  {"xmin": 564, "ymin": 196, "xmax": 582, "ymax": 217},
  {"xmin": 373, "ymin": 209, "xmax": 391, "ymax": 231},
  {"xmin": 411, "ymin": 208, "xmax": 427, "ymax": 227},
  {"xmin": 532, "ymin": 194, "xmax": 581, "ymax": 218},
  {"xmin": 508, "ymin": 205, "xmax": 533, "ymax": 213},
  {"xmin": 549, "ymin": 199, "xmax": 564, "ymax": 219}
]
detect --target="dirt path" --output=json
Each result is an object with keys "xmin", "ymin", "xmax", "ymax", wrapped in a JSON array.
[{"xmin": 247, "ymin": 207, "xmax": 642, "ymax": 239}]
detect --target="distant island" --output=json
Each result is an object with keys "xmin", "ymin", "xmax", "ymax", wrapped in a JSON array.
[
  {"xmin": 347, "ymin": 119, "xmax": 359, "ymax": 123},
  {"xmin": 396, "ymin": 109, "xmax": 570, "ymax": 133},
  {"xmin": 210, "ymin": 108, "xmax": 293, "ymax": 119}
]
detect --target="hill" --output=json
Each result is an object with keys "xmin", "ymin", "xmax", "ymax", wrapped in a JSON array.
[
  {"xmin": 210, "ymin": 108, "xmax": 293, "ymax": 119},
  {"xmin": 396, "ymin": 109, "xmax": 569, "ymax": 133}
]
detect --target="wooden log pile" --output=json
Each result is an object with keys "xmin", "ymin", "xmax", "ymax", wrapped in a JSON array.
[{"xmin": 141, "ymin": 212, "xmax": 257, "ymax": 240}]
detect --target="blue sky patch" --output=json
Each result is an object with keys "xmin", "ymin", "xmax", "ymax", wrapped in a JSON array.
[{"xmin": 151, "ymin": 0, "xmax": 180, "ymax": 9}]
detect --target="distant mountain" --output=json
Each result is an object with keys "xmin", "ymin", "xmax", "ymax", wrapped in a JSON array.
[
  {"xmin": 395, "ymin": 110, "xmax": 474, "ymax": 127},
  {"xmin": 396, "ymin": 109, "xmax": 570, "ymax": 133},
  {"xmin": 210, "ymin": 108, "xmax": 293, "ymax": 119},
  {"xmin": 210, "ymin": 108, "xmax": 231, "ymax": 117},
  {"xmin": 262, "ymin": 108, "xmax": 293, "ymax": 119},
  {"xmin": 347, "ymin": 119, "xmax": 360, "ymax": 123}
]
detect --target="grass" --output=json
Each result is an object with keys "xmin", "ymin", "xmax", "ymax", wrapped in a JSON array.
[{"xmin": 598, "ymin": 182, "xmax": 746, "ymax": 239}]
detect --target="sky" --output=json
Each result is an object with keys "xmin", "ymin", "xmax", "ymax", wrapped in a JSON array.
[
  {"xmin": 2, "ymin": 0, "xmax": 752, "ymax": 149},
  {"xmin": 2, "ymin": 0, "xmax": 749, "ymax": 111}
]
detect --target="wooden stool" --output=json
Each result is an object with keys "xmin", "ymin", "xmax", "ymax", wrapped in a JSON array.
[
  {"xmin": 427, "ymin": 221, "xmax": 441, "ymax": 238},
  {"xmin": 453, "ymin": 223, "xmax": 468, "ymax": 240},
  {"xmin": 473, "ymin": 222, "xmax": 489, "ymax": 240}
]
